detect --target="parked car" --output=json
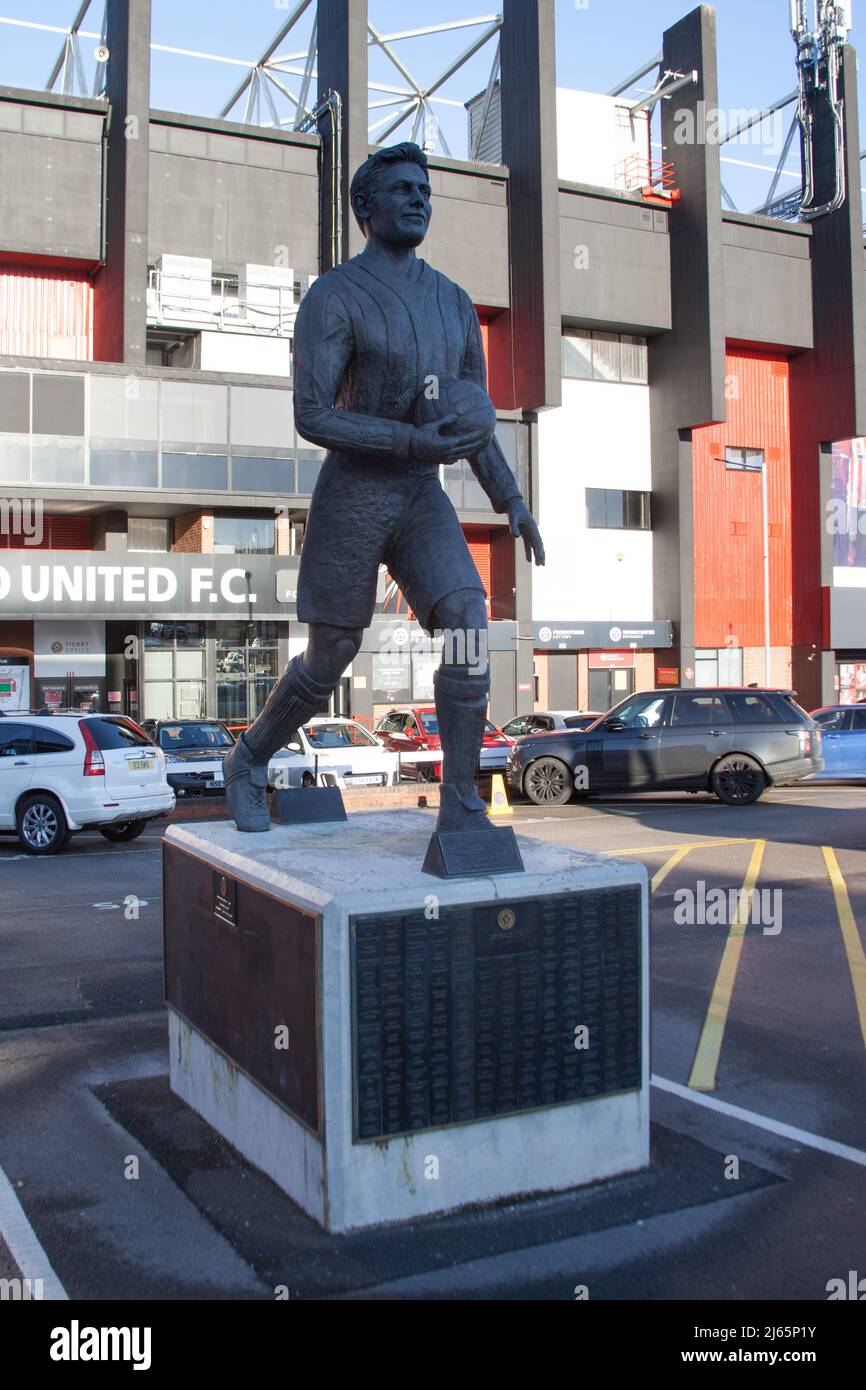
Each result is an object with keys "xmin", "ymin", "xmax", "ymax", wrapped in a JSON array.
[
  {"xmin": 808, "ymin": 705, "xmax": 866, "ymax": 779},
  {"xmin": 268, "ymin": 718, "xmax": 400, "ymax": 790},
  {"xmin": 0, "ymin": 712, "xmax": 174, "ymax": 854},
  {"xmin": 502, "ymin": 710, "xmax": 605, "ymax": 737},
  {"xmin": 375, "ymin": 705, "xmax": 512, "ymax": 780},
  {"xmin": 141, "ymin": 718, "xmax": 236, "ymax": 798},
  {"xmin": 507, "ymin": 688, "xmax": 822, "ymax": 807}
]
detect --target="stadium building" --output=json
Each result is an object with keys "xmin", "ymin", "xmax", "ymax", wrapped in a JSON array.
[{"xmin": 0, "ymin": 0, "xmax": 864, "ymax": 724}]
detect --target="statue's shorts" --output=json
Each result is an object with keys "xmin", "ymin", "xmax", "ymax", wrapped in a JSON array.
[{"xmin": 296, "ymin": 451, "xmax": 487, "ymax": 635}]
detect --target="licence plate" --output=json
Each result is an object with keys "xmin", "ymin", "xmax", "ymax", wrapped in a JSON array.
[
  {"xmin": 128, "ymin": 759, "xmax": 154, "ymax": 772},
  {"xmin": 350, "ymin": 774, "xmax": 384, "ymax": 786}
]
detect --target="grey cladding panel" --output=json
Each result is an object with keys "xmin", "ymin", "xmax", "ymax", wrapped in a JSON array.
[
  {"xmin": 560, "ymin": 208, "xmax": 671, "ymax": 332},
  {"xmin": 0, "ymin": 129, "xmax": 102, "ymax": 258},
  {"xmin": 148, "ymin": 153, "xmax": 319, "ymax": 276},
  {"xmin": 424, "ymin": 200, "xmax": 509, "ymax": 308},
  {"xmin": 723, "ymin": 243, "xmax": 813, "ymax": 349}
]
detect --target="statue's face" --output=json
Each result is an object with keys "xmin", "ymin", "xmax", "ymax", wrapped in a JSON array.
[{"xmin": 359, "ymin": 160, "xmax": 432, "ymax": 247}]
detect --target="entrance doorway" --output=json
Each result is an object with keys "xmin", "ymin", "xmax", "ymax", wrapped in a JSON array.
[{"xmin": 588, "ymin": 664, "xmax": 634, "ymax": 714}]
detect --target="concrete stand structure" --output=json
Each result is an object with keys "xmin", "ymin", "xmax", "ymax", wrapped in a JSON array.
[{"xmin": 163, "ymin": 813, "xmax": 649, "ymax": 1233}]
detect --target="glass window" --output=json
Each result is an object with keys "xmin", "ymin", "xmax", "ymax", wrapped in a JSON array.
[
  {"xmin": 230, "ymin": 386, "xmax": 293, "ymax": 449},
  {"xmin": 0, "ymin": 724, "xmax": 33, "ymax": 756},
  {"xmin": 162, "ymin": 453, "xmax": 228, "ymax": 492},
  {"xmin": 31, "ymin": 440, "xmax": 85, "ymax": 484},
  {"xmin": 212, "ymin": 516, "xmax": 276, "ymax": 556},
  {"xmin": 463, "ymin": 470, "xmax": 490, "ymax": 510},
  {"xmin": 585, "ymin": 488, "xmax": 651, "ymax": 530},
  {"xmin": 0, "ymin": 438, "xmax": 30, "ymax": 483},
  {"xmin": 88, "ymin": 717, "xmax": 151, "ymax": 750},
  {"xmin": 32, "ymin": 374, "xmax": 84, "ymax": 435},
  {"xmin": 592, "ymin": 333, "xmax": 621, "ymax": 383},
  {"xmin": 611, "ymin": 695, "xmax": 667, "ymax": 728},
  {"xmin": 90, "ymin": 447, "xmax": 158, "ymax": 489},
  {"xmin": 725, "ymin": 693, "xmax": 779, "ymax": 724},
  {"xmin": 215, "ymin": 623, "xmax": 280, "ymax": 722},
  {"xmin": 89, "ymin": 377, "xmax": 158, "ymax": 440},
  {"xmin": 718, "ymin": 647, "xmax": 744, "ymax": 686},
  {"xmin": 32, "ymin": 728, "xmax": 75, "ymax": 754},
  {"xmin": 128, "ymin": 518, "xmax": 170, "ymax": 553},
  {"xmin": 671, "ymin": 694, "xmax": 728, "ymax": 727},
  {"xmin": 417, "ymin": 711, "xmax": 440, "ymax": 735},
  {"xmin": 815, "ymin": 709, "xmax": 850, "ymax": 730},
  {"xmin": 0, "ymin": 374, "xmax": 31, "ymax": 433},
  {"xmin": 175, "ymin": 649, "xmax": 205, "ymax": 679},
  {"xmin": 849, "ymin": 709, "xmax": 866, "ymax": 730},
  {"xmin": 297, "ymin": 457, "xmax": 323, "ymax": 494},
  {"xmin": 231, "ymin": 455, "xmax": 296, "ymax": 496},
  {"xmin": 161, "ymin": 382, "xmax": 227, "ymax": 445},
  {"xmin": 143, "ymin": 624, "xmax": 207, "ymax": 720},
  {"xmin": 620, "ymin": 336, "xmax": 649, "ymax": 384},
  {"xmin": 562, "ymin": 334, "xmax": 592, "ymax": 380},
  {"xmin": 503, "ymin": 716, "xmax": 528, "ymax": 737}
]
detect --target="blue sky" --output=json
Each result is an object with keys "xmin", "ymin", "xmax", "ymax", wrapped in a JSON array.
[{"xmin": 0, "ymin": 1, "xmax": 862, "ymax": 214}]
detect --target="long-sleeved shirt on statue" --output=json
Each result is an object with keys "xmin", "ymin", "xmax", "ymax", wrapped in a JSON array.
[{"xmin": 292, "ymin": 254, "xmax": 523, "ymax": 515}]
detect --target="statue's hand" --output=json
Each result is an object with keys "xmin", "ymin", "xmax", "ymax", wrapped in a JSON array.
[
  {"xmin": 507, "ymin": 499, "xmax": 546, "ymax": 566},
  {"xmin": 410, "ymin": 415, "xmax": 495, "ymax": 466}
]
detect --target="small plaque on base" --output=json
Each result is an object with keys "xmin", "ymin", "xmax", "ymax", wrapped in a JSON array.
[
  {"xmin": 422, "ymin": 826, "xmax": 524, "ymax": 879},
  {"xmin": 272, "ymin": 787, "xmax": 347, "ymax": 824}
]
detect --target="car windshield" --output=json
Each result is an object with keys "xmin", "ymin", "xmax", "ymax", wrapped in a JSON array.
[
  {"xmin": 159, "ymin": 723, "xmax": 234, "ymax": 751},
  {"xmin": 304, "ymin": 723, "xmax": 378, "ymax": 749}
]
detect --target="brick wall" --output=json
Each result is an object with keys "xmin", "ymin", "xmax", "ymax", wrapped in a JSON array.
[{"xmin": 172, "ymin": 512, "xmax": 213, "ymax": 554}]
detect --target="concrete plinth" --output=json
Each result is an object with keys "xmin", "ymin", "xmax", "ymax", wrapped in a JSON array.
[{"xmin": 163, "ymin": 812, "xmax": 649, "ymax": 1234}]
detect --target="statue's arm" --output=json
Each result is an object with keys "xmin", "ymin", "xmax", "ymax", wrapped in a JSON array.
[
  {"xmin": 293, "ymin": 284, "xmax": 415, "ymax": 458},
  {"xmin": 459, "ymin": 298, "xmax": 524, "ymax": 514}
]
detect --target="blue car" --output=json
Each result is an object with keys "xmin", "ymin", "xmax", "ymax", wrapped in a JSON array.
[{"xmin": 809, "ymin": 705, "xmax": 866, "ymax": 779}]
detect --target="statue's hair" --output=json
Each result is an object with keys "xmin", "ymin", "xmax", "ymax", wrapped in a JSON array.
[{"xmin": 350, "ymin": 143, "xmax": 430, "ymax": 233}]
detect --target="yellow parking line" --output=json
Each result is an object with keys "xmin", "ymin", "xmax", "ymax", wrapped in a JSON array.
[
  {"xmin": 688, "ymin": 839, "xmax": 767, "ymax": 1093},
  {"xmin": 822, "ymin": 847, "xmax": 866, "ymax": 1050},
  {"xmin": 651, "ymin": 846, "xmax": 695, "ymax": 893},
  {"xmin": 605, "ymin": 838, "xmax": 752, "ymax": 858}
]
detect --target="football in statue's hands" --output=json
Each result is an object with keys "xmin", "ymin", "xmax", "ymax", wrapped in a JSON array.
[{"xmin": 413, "ymin": 376, "xmax": 496, "ymax": 443}]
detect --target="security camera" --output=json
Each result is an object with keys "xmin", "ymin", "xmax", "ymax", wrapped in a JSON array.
[{"xmin": 94, "ymin": 44, "xmax": 109, "ymax": 63}]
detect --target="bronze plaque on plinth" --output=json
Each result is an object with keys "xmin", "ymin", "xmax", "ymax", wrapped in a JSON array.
[{"xmin": 351, "ymin": 885, "xmax": 642, "ymax": 1142}]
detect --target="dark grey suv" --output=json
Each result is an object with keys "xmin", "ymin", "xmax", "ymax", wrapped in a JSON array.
[{"xmin": 506, "ymin": 688, "xmax": 822, "ymax": 807}]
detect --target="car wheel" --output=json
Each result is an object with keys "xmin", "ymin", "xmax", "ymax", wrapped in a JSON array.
[
  {"xmin": 99, "ymin": 820, "xmax": 147, "ymax": 843},
  {"xmin": 711, "ymin": 755, "xmax": 766, "ymax": 806},
  {"xmin": 16, "ymin": 793, "xmax": 70, "ymax": 855},
  {"xmin": 524, "ymin": 757, "xmax": 574, "ymax": 807},
  {"xmin": 417, "ymin": 763, "xmax": 436, "ymax": 783},
  {"xmin": 301, "ymin": 772, "xmax": 316, "ymax": 788}
]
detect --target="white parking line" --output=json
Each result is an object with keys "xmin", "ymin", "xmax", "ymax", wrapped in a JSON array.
[
  {"xmin": 652, "ymin": 1075, "xmax": 866, "ymax": 1168},
  {"xmin": 0, "ymin": 1163, "xmax": 68, "ymax": 1300}
]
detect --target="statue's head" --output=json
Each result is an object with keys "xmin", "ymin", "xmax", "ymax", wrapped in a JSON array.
[{"xmin": 350, "ymin": 142, "xmax": 431, "ymax": 248}]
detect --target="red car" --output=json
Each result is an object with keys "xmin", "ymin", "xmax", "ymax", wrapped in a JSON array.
[{"xmin": 374, "ymin": 705, "xmax": 513, "ymax": 782}]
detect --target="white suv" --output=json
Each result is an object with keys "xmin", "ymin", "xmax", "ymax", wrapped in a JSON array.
[{"xmin": 0, "ymin": 714, "xmax": 175, "ymax": 855}]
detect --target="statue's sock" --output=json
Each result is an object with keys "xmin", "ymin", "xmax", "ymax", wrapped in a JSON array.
[
  {"xmin": 241, "ymin": 655, "xmax": 334, "ymax": 763},
  {"xmin": 433, "ymin": 664, "xmax": 490, "ymax": 798}
]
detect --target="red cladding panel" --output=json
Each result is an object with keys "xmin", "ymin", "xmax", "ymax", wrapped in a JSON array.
[
  {"xmin": 692, "ymin": 348, "xmax": 793, "ymax": 649},
  {"xmin": 0, "ymin": 264, "xmax": 93, "ymax": 360}
]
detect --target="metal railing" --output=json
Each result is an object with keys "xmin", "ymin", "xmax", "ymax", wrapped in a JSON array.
[{"xmin": 146, "ymin": 270, "xmax": 298, "ymax": 337}]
